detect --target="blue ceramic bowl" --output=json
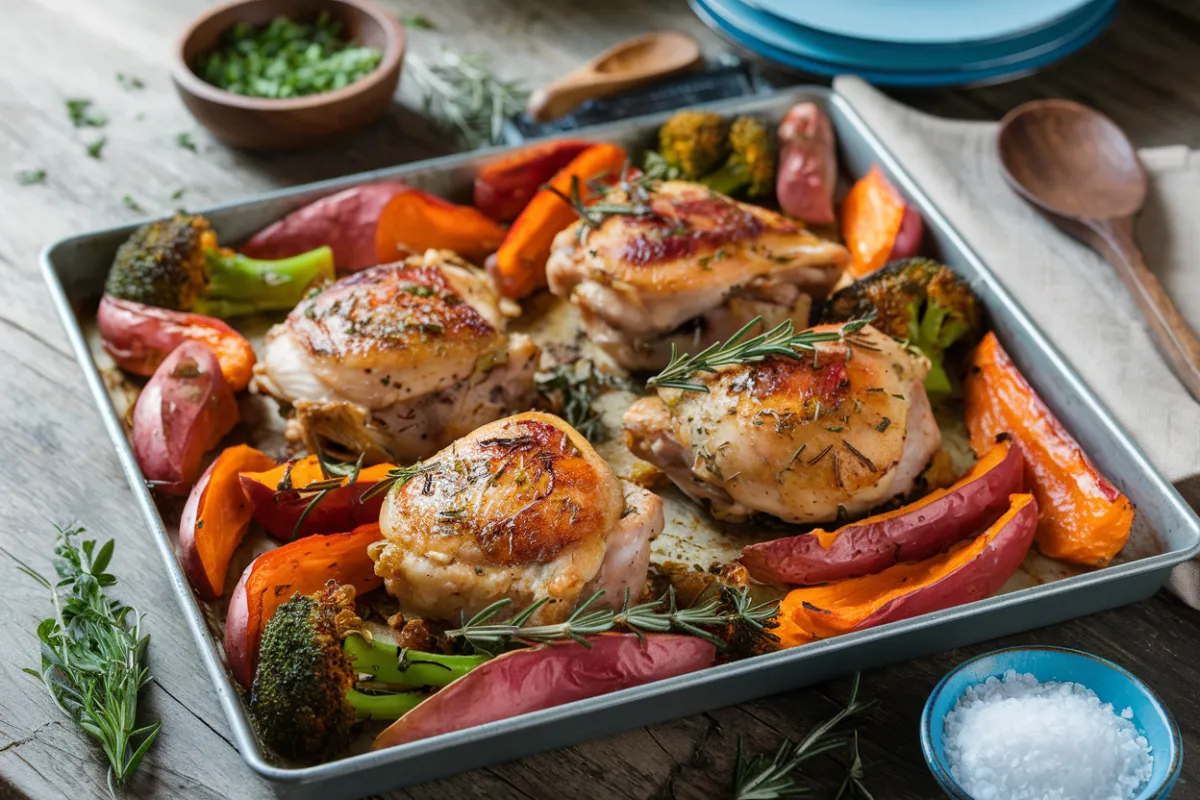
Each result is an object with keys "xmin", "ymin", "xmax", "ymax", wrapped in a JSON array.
[{"xmin": 920, "ymin": 647, "xmax": 1182, "ymax": 799}]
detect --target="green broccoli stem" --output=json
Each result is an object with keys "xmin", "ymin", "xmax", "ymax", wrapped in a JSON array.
[
  {"xmin": 697, "ymin": 162, "xmax": 750, "ymax": 197},
  {"xmin": 347, "ymin": 688, "xmax": 425, "ymax": 721},
  {"xmin": 194, "ymin": 245, "xmax": 334, "ymax": 318},
  {"xmin": 343, "ymin": 635, "xmax": 487, "ymax": 689}
]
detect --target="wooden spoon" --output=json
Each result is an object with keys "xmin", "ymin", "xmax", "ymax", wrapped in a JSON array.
[
  {"xmin": 526, "ymin": 31, "xmax": 702, "ymax": 122},
  {"xmin": 998, "ymin": 98, "xmax": 1200, "ymax": 402}
]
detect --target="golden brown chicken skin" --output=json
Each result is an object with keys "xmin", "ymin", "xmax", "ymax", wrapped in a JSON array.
[
  {"xmin": 624, "ymin": 324, "xmax": 940, "ymax": 524},
  {"xmin": 546, "ymin": 180, "xmax": 849, "ymax": 370},
  {"xmin": 371, "ymin": 412, "xmax": 663, "ymax": 624}
]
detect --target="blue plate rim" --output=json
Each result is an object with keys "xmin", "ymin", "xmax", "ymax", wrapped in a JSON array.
[
  {"xmin": 919, "ymin": 645, "xmax": 1184, "ymax": 800},
  {"xmin": 689, "ymin": 0, "xmax": 1115, "ymax": 87}
]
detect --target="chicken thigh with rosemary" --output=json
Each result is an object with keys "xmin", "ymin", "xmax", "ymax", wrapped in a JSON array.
[
  {"xmin": 545, "ymin": 179, "xmax": 850, "ymax": 371},
  {"xmin": 623, "ymin": 321, "xmax": 941, "ymax": 524},
  {"xmin": 370, "ymin": 412, "xmax": 664, "ymax": 625},
  {"xmin": 254, "ymin": 250, "xmax": 539, "ymax": 464}
]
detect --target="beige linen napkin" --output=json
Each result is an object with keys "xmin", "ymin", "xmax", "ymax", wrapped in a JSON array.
[{"xmin": 832, "ymin": 76, "xmax": 1200, "ymax": 608}]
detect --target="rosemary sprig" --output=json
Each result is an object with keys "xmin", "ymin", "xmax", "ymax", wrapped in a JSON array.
[
  {"xmin": 648, "ymin": 315, "xmax": 875, "ymax": 393},
  {"xmin": 534, "ymin": 358, "xmax": 627, "ymax": 442},
  {"xmin": 359, "ymin": 460, "xmax": 440, "ymax": 502},
  {"xmin": 405, "ymin": 50, "xmax": 528, "ymax": 149},
  {"xmin": 447, "ymin": 586, "xmax": 778, "ymax": 657},
  {"xmin": 290, "ymin": 451, "xmax": 365, "ymax": 541},
  {"xmin": 14, "ymin": 526, "xmax": 160, "ymax": 795},
  {"xmin": 732, "ymin": 674, "xmax": 874, "ymax": 800}
]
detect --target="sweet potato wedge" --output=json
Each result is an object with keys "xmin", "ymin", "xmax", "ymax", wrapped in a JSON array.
[
  {"xmin": 374, "ymin": 189, "xmax": 507, "ymax": 266},
  {"xmin": 775, "ymin": 494, "xmax": 1037, "ymax": 646},
  {"xmin": 474, "ymin": 139, "xmax": 591, "ymax": 222},
  {"xmin": 239, "ymin": 181, "xmax": 409, "ymax": 271},
  {"xmin": 180, "ymin": 445, "xmax": 276, "ymax": 600},
  {"xmin": 841, "ymin": 165, "xmax": 924, "ymax": 278},
  {"xmin": 372, "ymin": 634, "xmax": 716, "ymax": 749},
  {"xmin": 224, "ymin": 523, "xmax": 383, "ymax": 688},
  {"xmin": 965, "ymin": 332, "xmax": 1134, "ymax": 566},
  {"xmin": 239, "ymin": 455, "xmax": 395, "ymax": 540},
  {"xmin": 741, "ymin": 439, "xmax": 1023, "ymax": 585},
  {"xmin": 132, "ymin": 340, "xmax": 239, "ymax": 494}
]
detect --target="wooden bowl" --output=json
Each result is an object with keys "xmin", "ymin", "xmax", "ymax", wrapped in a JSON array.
[{"xmin": 173, "ymin": 0, "xmax": 405, "ymax": 150}]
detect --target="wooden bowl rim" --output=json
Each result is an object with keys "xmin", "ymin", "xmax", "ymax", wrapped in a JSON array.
[{"xmin": 172, "ymin": 0, "xmax": 406, "ymax": 112}]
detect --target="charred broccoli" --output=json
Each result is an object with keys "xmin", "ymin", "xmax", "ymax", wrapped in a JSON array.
[
  {"xmin": 249, "ymin": 582, "xmax": 485, "ymax": 761},
  {"xmin": 657, "ymin": 110, "xmax": 730, "ymax": 179},
  {"xmin": 697, "ymin": 116, "xmax": 777, "ymax": 198},
  {"xmin": 819, "ymin": 258, "xmax": 982, "ymax": 402},
  {"xmin": 105, "ymin": 213, "xmax": 334, "ymax": 318}
]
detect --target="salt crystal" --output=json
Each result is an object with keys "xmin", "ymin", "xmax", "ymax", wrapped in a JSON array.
[{"xmin": 942, "ymin": 669, "xmax": 1153, "ymax": 800}]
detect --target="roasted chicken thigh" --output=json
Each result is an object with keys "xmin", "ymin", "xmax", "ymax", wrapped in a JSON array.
[
  {"xmin": 255, "ymin": 250, "xmax": 538, "ymax": 463},
  {"xmin": 370, "ymin": 412, "xmax": 663, "ymax": 624},
  {"xmin": 546, "ymin": 180, "xmax": 849, "ymax": 370},
  {"xmin": 624, "ymin": 324, "xmax": 941, "ymax": 524}
]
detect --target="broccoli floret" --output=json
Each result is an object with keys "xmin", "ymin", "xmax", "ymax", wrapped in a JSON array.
[
  {"xmin": 105, "ymin": 213, "xmax": 334, "ymax": 318},
  {"xmin": 697, "ymin": 116, "xmax": 777, "ymax": 198},
  {"xmin": 658, "ymin": 110, "xmax": 730, "ymax": 179},
  {"xmin": 819, "ymin": 258, "xmax": 982, "ymax": 403},
  {"xmin": 249, "ymin": 582, "xmax": 485, "ymax": 761}
]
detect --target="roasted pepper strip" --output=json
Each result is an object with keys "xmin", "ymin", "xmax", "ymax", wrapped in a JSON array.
[
  {"xmin": 239, "ymin": 455, "xmax": 395, "ymax": 540},
  {"xmin": 964, "ymin": 332, "xmax": 1134, "ymax": 566},
  {"xmin": 374, "ymin": 189, "xmax": 507, "ymax": 265},
  {"xmin": 489, "ymin": 143, "xmax": 628, "ymax": 299},
  {"xmin": 474, "ymin": 139, "xmax": 592, "ymax": 222},
  {"xmin": 841, "ymin": 165, "xmax": 907, "ymax": 278}
]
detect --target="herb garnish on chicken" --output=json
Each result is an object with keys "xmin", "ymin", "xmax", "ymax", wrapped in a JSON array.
[
  {"xmin": 249, "ymin": 582, "xmax": 485, "ymax": 761},
  {"xmin": 105, "ymin": 213, "xmax": 334, "ymax": 318},
  {"xmin": 819, "ymin": 258, "xmax": 982, "ymax": 402}
]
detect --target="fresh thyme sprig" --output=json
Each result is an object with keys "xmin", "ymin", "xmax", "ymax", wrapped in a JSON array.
[
  {"xmin": 732, "ymin": 674, "xmax": 874, "ymax": 800},
  {"xmin": 14, "ymin": 526, "xmax": 160, "ymax": 795},
  {"xmin": 359, "ymin": 460, "xmax": 440, "ymax": 502},
  {"xmin": 648, "ymin": 315, "xmax": 875, "ymax": 393},
  {"xmin": 406, "ymin": 51, "xmax": 528, "ymax": 149},
  {"xmin": 447, "ymin": 585, "xmax": 778, "ymax": 657},
  {"xmin": 534, "ymin": 358, "xmax": 628, "ymax": 442}
]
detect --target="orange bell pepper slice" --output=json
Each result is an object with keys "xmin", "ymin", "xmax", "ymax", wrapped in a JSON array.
[
  {"xmin": 489, "ymin": 142, "xmax": 628, "ymax": 299},
  {"xmin": 964, "ymin": 332, "xmax": 1134, "ymax": 566},
  {"xmin": 841, "ymin": 165, "xmax": 908, "ymax": 278},
  {"xmin": 374, "ymin": 188, "xmax": 507, "ymax": 266}
]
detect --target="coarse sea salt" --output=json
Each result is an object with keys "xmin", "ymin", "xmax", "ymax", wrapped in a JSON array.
[{"xmin": 942, "ymin": 669, "xmax": 1153, "ymax": 800}]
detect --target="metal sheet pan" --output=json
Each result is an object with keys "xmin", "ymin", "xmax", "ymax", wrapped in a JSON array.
[{"xmin": 40, "ymin": 86, "xmax": 1200, "ymax": 799}]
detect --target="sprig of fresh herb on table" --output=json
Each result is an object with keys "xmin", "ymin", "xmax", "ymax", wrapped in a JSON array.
[
  {"xmin": 66, "ymin": 98, "xmax": 107, "ymax": 128},
  {"xmin": 16, "ymin": 168, "xmax": 47, "ymax": 185},
  {"xmin": 447, "ymin": 585, "xmax": 779, "ymax": 657},
  {"xmin": 648, "ymin": 314, "xmax": 875, "ymax": 393},
  {"xmin": 732, "ymin": 674, "xmax": 874, "ymax": 800},
  {"xmin": 14, "ymin": 526, "xmax": 160, "ymax": 794},
  {"xmin": 406, "ymin": 50, "xmax": 528, "ymax": 149},
  {"xmin": 534, "ymin": 358, "xmax": 627, "ymax": 442}
]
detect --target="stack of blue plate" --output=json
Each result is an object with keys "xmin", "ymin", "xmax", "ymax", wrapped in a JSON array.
[{"xmin": 689, "ymin": 0, "xmax": 1118, "ymax": 87}]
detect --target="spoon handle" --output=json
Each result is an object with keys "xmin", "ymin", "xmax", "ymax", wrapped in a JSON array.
[{"xmin": 1093, "ymin": 217, "xmax": 1200, "ymax": 402}]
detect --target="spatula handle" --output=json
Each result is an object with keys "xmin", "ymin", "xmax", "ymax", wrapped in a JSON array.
[{"xmin": 1095, "ymin": 216, "xmax": 1200, "ymax": 402}]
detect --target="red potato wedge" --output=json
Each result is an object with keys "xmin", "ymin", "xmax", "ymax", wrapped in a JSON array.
[
  {"xmin": 224, "ymin": 523, "xmax": 383, "ymax": 688},
  {"xmin": 372, "ymin": 634, "xmax": 716, "ymax": 749},
  {"xmin": 239, "ymin": 455, "xmax": 395, "ymax": 540},
  {"xmin": 97, "ymin": 295, "xmax": 256, "ymax": 390},
  {"xmin": 776, "ymin": 494, "xmax": 1038, "ymax": 646},
  {"xmin": 741, "ymin": 439, "xmax": 1023, "ymax": 585},
  {"xmin": 776, "ymin": 102, "xmax": 837, "ymax": 225},
  {"xmin": 132, "ymin": 341, "xmax": 239, "ymax": 495},
  {"xmin": 179, "ymin": 445, "xmax": 276, "ymax": 600},
  {"xmin": 239, "ymin": 181, "xmax": 409, "ymax": 271}
]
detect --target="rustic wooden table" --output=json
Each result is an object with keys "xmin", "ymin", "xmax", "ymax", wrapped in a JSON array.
[{"xmin": 2, "ymin": 1, "xmax": 1198, "ymax": 798}]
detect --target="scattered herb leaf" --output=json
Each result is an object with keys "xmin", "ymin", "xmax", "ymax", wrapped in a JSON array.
[
  {"xmin": 86, "ymin": 137, "xmax": 107, "ymax": 160},
  {"xmin": 66, "ymin": 98, "xmax": 107, "ymax": 128},
  {"xmin": 16, "ymin": 169, "xmax": 47, "ymax": 185},
  {"xmin": 176, "ymin": 132, "xmax": 197, "ymax": 152},
  {"xmin": 121, "ymin": 194, "xmax": 144, "ymax": 213},
  {"xmin": 402, "ymin": 14, "xmax": 437, "ymax": 29},
  {"xmin": 116, "ymin": 72, "xmax": 145, "ymax": 90}
]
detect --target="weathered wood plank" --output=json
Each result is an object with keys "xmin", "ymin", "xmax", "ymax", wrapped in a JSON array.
[{"xmin": 2, "ymin": 0, "xmax": 1199, "ymax": 798}]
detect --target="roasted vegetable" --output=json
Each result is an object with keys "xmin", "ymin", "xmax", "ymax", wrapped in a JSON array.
[
  {"xmin": 697, "ymin": 116, "xmax": 776, "ymax": 199},
  {"xmin": 776, "ymin": 102, "xmax": 837, "ymax": 225},
  {"xmin": 225, "ymin": 524, "xmax": 384, "ymax": 688},
  {"xmin": 249, "ymin": 582, "xmax": 484, "ymax": 761},
  {"xmin": 132, "ymin": 340, "xmax": 238, "ymax": 494},
  {"xmin": 373, "ymin": 634, "xmax": 716, "ymax": 750},
  {"xmin": 374, "ymin": 189, "xmax": 507, "ymax": 265},
  {"xmin": 657, "ymin": 110, "xmax": 730, "ymax": 179},
  {"xmin": 820, "ymin": 258, "xmax": 982, "ymax": 402},
  {"xmin": 180, "ymin": 445, "xmax": 276, "ymax": 600},
  {"xmin": 741, "ymin": 438, "xmax": 1024, "ymax": 586},
  {"xmin": 841, "ymin": 166, "xmax": 924, "ymax": 278},
  {"xmin": 774, "ymin": 493, "xmax": 1038, "ymax": 646},
  {"xmin": 474, "ymin": 139, "xmax": 592, "ymax": 222},
  {"xmin": 105, "ymin": 213, "xmax": 334, "ymax": 318},
  {"xmin": 965, "ymin": 332, "xmax": 1135, "ymax": 566}
]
